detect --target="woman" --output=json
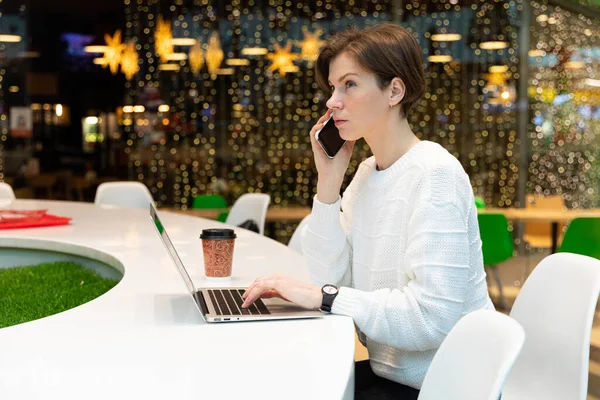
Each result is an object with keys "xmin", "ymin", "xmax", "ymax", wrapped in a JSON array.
[{"xmin": 242, "ymin": 23, "xmax": 494, "ymax": 399}]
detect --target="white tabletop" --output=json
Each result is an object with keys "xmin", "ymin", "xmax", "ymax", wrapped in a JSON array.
[{"xmin": 0, "ymin": 200, "xmax": 355, "ymax": 399}]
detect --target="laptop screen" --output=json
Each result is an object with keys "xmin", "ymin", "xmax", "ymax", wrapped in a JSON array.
[{"xmin": 149, "ymin": 204, "xmax": 197, "ymax": 297}]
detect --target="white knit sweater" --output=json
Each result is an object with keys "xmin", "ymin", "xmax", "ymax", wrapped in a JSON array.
[{"xmin": 301, "ymin": 140, "xmax": 494, "ymax": 389}]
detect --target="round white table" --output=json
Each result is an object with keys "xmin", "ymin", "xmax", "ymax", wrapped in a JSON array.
[{"xmin": 0, "ymin": 200, "xmax": 355, "ymax": 399}]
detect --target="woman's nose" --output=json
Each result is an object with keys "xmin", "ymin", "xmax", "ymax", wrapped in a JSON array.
[{"xmin": 326, "ymin": 95, "xmax": 342, "ymax": 110}]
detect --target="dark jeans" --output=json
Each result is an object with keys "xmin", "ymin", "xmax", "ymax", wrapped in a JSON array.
[{"xmin": 355, "ymin": 360, "xmax": 420, "ymax": 400}]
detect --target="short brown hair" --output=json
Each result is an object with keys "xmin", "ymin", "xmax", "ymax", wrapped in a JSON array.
[{"xmin": 316, "ymin": 23, "xmax": 425, "ymax": 117}]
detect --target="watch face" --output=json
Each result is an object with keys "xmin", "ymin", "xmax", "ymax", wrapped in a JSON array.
[{"xmin": 323, "ymin": 285, "xmax": 338, "ymax": 295}]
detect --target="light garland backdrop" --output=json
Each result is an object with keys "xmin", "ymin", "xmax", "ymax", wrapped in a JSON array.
[
  {"xmin": 121, "ymin": 0, "xmax": 394, "ymax": 240},
  {"xmin": 400, "ymin": 0, "xmax": 522, "ymax": 209},
  {"xmin": 115, "ymin": 0, "xmax": 600, "ymax": 241},
  {"xmin": 528, "ymin": 0, "xmax": 600, "ymax": 208}
]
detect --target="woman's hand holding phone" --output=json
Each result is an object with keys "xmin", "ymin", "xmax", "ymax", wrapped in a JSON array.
[{"xmin": 309, "ymin": 109, "xmax": 355, "ymax": 204}]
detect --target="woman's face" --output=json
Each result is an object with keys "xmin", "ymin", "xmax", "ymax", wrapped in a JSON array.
[{"xmin": 325, "ymin": 51, "xmax": 392, "ymax": 142}]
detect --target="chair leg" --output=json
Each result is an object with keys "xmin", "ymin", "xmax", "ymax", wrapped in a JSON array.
[
  {"xmin": 522, "ymin": 244, "xmax": 532, "ymax": 286},
  {"xmin": 492, "ymin": 266, "xmax": 509, "ymax": 311}
]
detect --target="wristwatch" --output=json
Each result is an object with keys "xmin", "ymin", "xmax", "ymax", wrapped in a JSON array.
[{"xmin": 320, "ymin": 284, "xmax": 339, "ymax": 313}]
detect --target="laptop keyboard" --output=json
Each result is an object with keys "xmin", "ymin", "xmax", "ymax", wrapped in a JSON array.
[{"xmin": 207, "ymin": 289, "xmax": 271, "ymax": 316}]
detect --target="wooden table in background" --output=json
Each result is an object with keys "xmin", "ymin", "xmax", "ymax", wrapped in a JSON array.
[
  {"xmin": 166, "ymin": 206, "xmax": 600, "ymax": 252},
  {"xmin": 479, "ymin": 208, "xmax": 600, "ymax": 253},
  {"xmin": 164, "ymin": 206, "xmax": 312, "ymax": 223}
]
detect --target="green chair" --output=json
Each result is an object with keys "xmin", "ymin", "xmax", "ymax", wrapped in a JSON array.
[
  {"xmin": 192, "ymin": 194, "xmax": 229, "ymax": 223},
  {"xmin": 192, "ymin": 194, "xmax": 227, "ymax": 209},
  {"xmin": 478, "ymin": 213, "xmax": 514, "ymax": 310},
  {"xmin": 216, "ymin": 212, "xmax": 229, "ymax": 223},
  {"xmin": 474, "ymin": 196, "xmax": 486, "ymax": 209},
  {"xmin": 558, "ymin": 217, "xmax": 600, "ymax": 260}
]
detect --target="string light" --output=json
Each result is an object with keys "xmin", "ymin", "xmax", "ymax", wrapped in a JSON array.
[
  {"xmin": 528, "ymin": 0, "xmax": 600, "ymax": 208},
  {"xmin": 431, "ymin": 33, "xmax": 462, "ymax": 42},
  {"xmin": 411, "ymin": 0, "xmax": 520, "ymax": 208},
  {"xmin": 0, "ymin": 34, "xmax": 21, "ymax": 43},
  {"xmin": 241, "ymin": 47, "xmax": 269, "ymax": 56},
  {"xmin": 165, "ymin": 52, "xmax": 187, "ymax": 61},
  {"xmin": 428, "ymin": 55, "xmax": 453, "ymax": 63},
  {"xmin": 225, "ymin": 58, "xmax": 250, "ymax": 66},
  {"xmin": 586, "ymin": 79, "xmax": 600, "ymax": 88},
  {"xmin": 215, "ymin": 67, "xmax": 234, "ymax": 75},
  {"xmin": 171, "ymin": 38, "xmax": 196, "ymax": 46}
]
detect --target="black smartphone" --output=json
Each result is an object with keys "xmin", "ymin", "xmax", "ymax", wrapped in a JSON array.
[{"xmin": 315, "ymin": 116, "xmax": 347, "ymax": 158}]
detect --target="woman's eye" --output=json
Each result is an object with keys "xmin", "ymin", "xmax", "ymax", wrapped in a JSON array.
[
  {"xmin": 346, "ymin": 81, "xmax": 356, "ymax": 88},
  {"xmin": 330, "ymin": 86, "xmax": 335, "ymax": 92}
]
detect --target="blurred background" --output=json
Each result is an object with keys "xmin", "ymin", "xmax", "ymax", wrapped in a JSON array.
[{"xmin": 0, "ymin": 0, "xmax": 599, "ymax": 243}]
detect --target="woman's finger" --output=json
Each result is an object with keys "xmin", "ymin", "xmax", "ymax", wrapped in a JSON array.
[
  {"xmin": 310, "ymin": 123, "xmax": 324, "ymax": 141},
  {"xmin": 242, "ymin": 278, "xmax": 274, "ymax": 307},
  {"xmin": 243, "ymin": 276, "xmax": 284, "ymax": 307},
  {"xmin": 310, "ymin": 110, "xmax": 332, "ymax": 137},
  {"xmin": 243, "ymin": 281, "xmax": 263, "ymax": 299},
  {"xmin": 241, "ymin": 286, "xmax": 267, "ymax": 308},
  {"xmin": 243, "ymin": 274, "xmax": 279, "ymax": 299},
  {"xmin": 242, "ymin": 280, "xmax": 258, "ymax": 299}
]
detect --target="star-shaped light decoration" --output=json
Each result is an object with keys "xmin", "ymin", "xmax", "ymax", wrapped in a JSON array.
[
  {"xmin": 102, "ymin": 30, "xmax": 126, "ymax": 75},
  {"xmin": 298, "ymin": 27, "xmax": 325, "ymax": 67},
  {"xmin": 120, "ymin": 41, "xmax": 139, "ymax": 80},
  {"xmin": 154, "ymin": 16, "xmax": 173, "ymax": 63},
  {"xmin": 189, "ymin": 39, "xmax": 204, "ymax": 75},
  {"xmin": 266, "ymin": 41, "xmax": 300, "ymax": 77},
  {"xmin": 206, "ymin": 32, "xmax": 224, "ymax": 78}
]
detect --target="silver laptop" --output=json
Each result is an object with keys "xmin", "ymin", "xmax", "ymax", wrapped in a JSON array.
[{"xmin": 150, "ymin": 204, "xmax": 322, "ymax": 323}]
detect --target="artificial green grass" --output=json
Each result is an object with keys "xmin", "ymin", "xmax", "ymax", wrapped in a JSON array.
[{"xmin": 0, "ymin": 261, "xmax": 119, "ymax": 329}]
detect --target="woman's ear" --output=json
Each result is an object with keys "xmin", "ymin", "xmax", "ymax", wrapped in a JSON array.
[{"xmin": 389, "ymin": 77, "xmax": 405, "ymax": 108}]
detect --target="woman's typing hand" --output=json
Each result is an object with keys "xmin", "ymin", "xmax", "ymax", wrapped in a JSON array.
[{"xmin": 241, "ymin": 274, "xmax": 322, "ymax": 310}]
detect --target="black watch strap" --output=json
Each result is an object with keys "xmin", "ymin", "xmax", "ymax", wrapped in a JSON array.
[{"xmin": 320, "ymin": 284, "xmax": 339, "ymax": 313}]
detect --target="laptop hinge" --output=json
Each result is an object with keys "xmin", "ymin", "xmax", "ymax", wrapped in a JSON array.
[{"xmin": 195, "ymin": 291, "xmax": 209, "ymax": 315}]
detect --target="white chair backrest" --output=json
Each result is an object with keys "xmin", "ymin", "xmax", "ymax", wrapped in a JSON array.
[
  {"xmin": 502, "ymin": 252, "xmax": 600, "ymax": 400},
  {"xmin": 94, "ymin": 181, "xmax": 154, "ymax": 210},
  {"xmin": 288, "ymin": 214, "xmax": 310, "ymax": 254},
  {"xmin": 418, "ymin": 310, "xmax": 525, "ymax": 400},
  {"xmin": 225, "ymin": 193, "xmax": 270, "ymax": 235},
  {"xmin": 0, "ymin": 182, "xmax": 15, "ymax": 200}
]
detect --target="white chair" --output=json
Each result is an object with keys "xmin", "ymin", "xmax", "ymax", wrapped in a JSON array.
[
  {"xmin": 418, "ymin": 310, "xmax": 525, "ymax": 400},
  {"xmin": 94, "ymin": 181, "xmax": 155, "ymax": 210},
  {"xmin": 288, "ymin": 214, "xmax": 310, "ymax": 254},
  {"xmin": 0, "ymin": 182, "xmax": 16, "ymax": 200},
  {"xmin": 225, "ymin": 193, "xmax": 270, "ymax": 235},
  {"xmin": 502, "ymin": 253, "xmax": 600, "ymax": 400}
]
